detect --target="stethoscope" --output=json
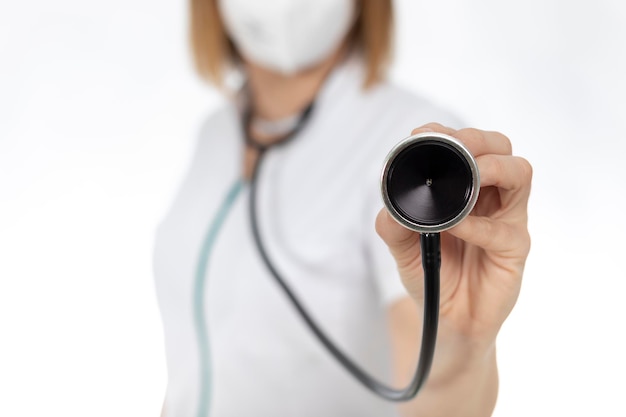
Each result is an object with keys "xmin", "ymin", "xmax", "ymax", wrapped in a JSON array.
[{"xmin": 194, "ymin": 101, "xmax": 480, "ymax": 414}]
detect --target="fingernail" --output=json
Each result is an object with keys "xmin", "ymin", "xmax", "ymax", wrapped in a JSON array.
[{"xmin": 411, "ymin": 127, "xmax": 434, "ymax": 135}]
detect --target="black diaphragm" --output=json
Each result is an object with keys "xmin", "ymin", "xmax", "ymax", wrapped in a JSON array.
[{"xmin": 381, "ymin": 133, "xmax": 479, "ymax": 232}]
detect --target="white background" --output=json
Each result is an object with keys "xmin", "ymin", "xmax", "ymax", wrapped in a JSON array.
[{"xmin": 1, "ymin": 0, "xmax": 624, "ymax": 416}]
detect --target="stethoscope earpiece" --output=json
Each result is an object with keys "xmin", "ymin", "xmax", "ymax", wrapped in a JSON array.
[{"xmin": 381, "ymin": 132, "xmax": 480, "ymax": 233}]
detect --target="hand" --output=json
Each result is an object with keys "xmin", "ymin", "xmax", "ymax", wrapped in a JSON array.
[{"xmin": 376, "ymin": 123, "xmax": 532, "ymax": 383}]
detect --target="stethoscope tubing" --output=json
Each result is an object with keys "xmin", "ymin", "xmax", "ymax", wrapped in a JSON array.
[
  {"xmin": 249, "ymin": 144, "xmax": 441, "ymax": 401},
  {"xmin": 192, "ymin": 99, "xmax": 444, "ymax": 417}
]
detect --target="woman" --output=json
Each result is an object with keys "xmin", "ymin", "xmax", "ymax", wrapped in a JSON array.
[{"xmin": 153, "ymin": 0, "xmax": 532, "ymax": 416}]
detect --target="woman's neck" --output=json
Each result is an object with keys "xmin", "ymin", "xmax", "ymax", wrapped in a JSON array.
[
  {"xmin": 244, "ymin": 48, "xmax": 345, "ymax": 122},
  {"xmin": 240, "ymin": 47, "xmax": 346, "ymax": 178}
]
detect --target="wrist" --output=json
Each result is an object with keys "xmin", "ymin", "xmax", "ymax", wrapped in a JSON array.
[
  {"xmin": 426, "ymin": 334, "xmax": 497, "ymax": 390},
  {"xmin": 399, "ymin": 340, "xmax": 499, "ymax": 417}
]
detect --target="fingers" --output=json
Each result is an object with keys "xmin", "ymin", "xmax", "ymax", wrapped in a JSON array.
[
  {"xmin": 402, "ymin": 123, "xmax": 532, "ymax": 258},
  {"xmin": 411, "ymin": 122, "xmax": 456, "ymax": 136},
  {"xmin": 477, "ymin": 154, "xmax": 533, "ymax": 191},
  {"xmin": 449, "ymin": 155, "xmax": 532, "ymax": 255},
  {"xmin": 449, "ymin": 154, "xmax": 531, "ymax": 254},
  {"xmin": 454, "ymin": 128, "xmax": 512, "ymax": 157},
  {"xmin": 447, "ymin": 215, "xmax": 531, "ymax": 258},
  {"xmin": 411, "ymin": 124, "xmax": 513, "ymax": 157}
]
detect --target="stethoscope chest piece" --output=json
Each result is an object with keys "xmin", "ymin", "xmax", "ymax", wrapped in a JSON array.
[{"xmin": 381, "ymin": 132, "xmax": 480, "ymax": 233}]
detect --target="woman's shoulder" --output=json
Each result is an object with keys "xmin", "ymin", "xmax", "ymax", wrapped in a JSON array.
[
  {"xmin": 365, "ymin": 80, "xmax": 464, "ymax": 130},
  {"xmin": 327, "ymin": 57, "xmax": 464, "ymax": 129},
  {"xmin": 195, "ymin": 101, "xmax": 240, "ymax": 148},
  {"xmin": 176, "ymin": 100, "xmax": 243, "ymax": 178},
  {"xmin": 330, "ymin": 80, "xmax": 462, "ymax": 162}
]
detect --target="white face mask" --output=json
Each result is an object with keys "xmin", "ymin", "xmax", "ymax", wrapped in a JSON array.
[{"xmin": 218, "ymin": 0, "xmax": 356, "ymax": 75}]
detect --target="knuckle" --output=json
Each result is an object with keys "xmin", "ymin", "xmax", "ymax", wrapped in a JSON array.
[
  {"xmin": 498, "ymin": 132, "xmax": 513, "ymax": 155},
  {"xmin": 484, "ymin": 154, "xmax": 504, "ymax": 179},
  {"xmin": 478, "ymin": 216, "xmax": 495, "ymax": 244},
  {"xmin": 521, "ymin": 230, "xmax": 531, "ymax": 256},
  {"xmin": 457, "ymin": 128, "xmax": 485, "ymax": 151},
  {"xmin": 510, "ymin": 224, "xmax": 531, "ymax": 257},
  {"xmin": 494, "ymin": 155, "xmax": 506, "ymax": 177},
  {"xmin": 516, "ymin": 157, "xmax": 533, "ymax": 183},
  {"xmin": 458, "ymin": 127, "xmax": 483, "ymax": 141}
]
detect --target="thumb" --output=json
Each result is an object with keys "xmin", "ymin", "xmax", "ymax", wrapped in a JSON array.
[
  {"xmin": 375, "ymin": 208, "xmax": 426, "ymax": 303},
  {"xmin": 375, "ymin": 208, "xmax": 422, "ymax": 270}
]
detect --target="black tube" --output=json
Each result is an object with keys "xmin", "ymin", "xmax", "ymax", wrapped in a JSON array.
[{"xmin": 249, "ymin": 149, "xmax": 441, "ymax": 401}]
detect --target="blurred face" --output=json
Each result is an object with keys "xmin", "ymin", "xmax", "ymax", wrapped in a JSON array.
[{"xmin": 218, "ymin": 0, "xmax": 356, "ymax": 75}]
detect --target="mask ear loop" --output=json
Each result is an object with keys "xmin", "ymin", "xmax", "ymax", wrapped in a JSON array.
[{"xmin": 247, "ymin": 104, "xmax": 441, "ymax": 401}]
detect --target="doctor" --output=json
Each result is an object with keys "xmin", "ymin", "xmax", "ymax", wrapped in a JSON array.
[{"xmin": 153, "ymin": 0, "xmax": 532, "ymax": 416}]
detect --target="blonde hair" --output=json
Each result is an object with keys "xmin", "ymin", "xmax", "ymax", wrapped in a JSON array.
[{"xmin": 189, "ymin": 0, "xmax": 394, "ymax": 88}]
